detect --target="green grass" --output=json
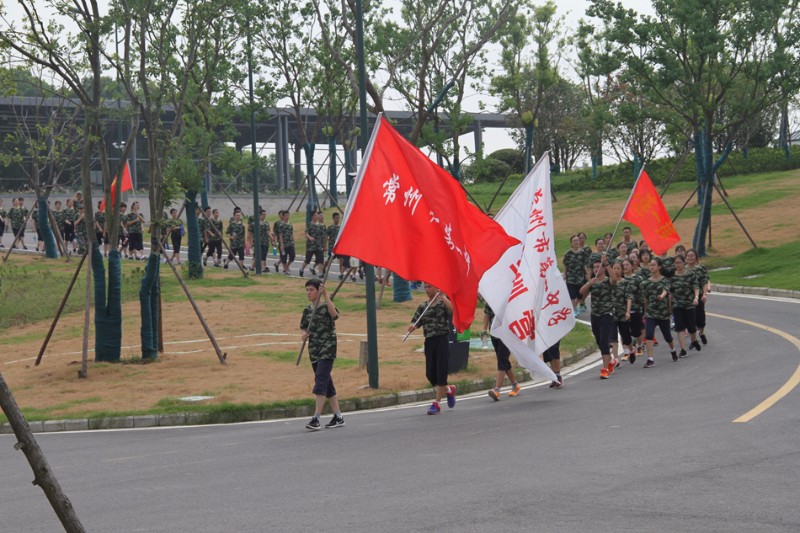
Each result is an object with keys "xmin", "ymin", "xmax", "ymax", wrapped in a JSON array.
[{"xmin": 702, "ymin": 240, "xmax": 800, "ymax": 290}]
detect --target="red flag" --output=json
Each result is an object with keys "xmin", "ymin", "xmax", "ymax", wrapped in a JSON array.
[
  {"xmin": 622, "ymin": 170, "xmax": 680, "ymax": 255},
  {"xmin": 100, "ymin": 161, "xmax": 133, "ymax": 212},
  {"xmin": 334, "ymin": 117, "xmax": 519, "ymax": 331}
]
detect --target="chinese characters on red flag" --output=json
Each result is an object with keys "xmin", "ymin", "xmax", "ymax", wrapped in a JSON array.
[
  {"xmin": 333, "ymin": 116, "xmax": 519, "ymax": 331},
  {"xmin": 621, "ymin": 169, "xmax": 680, "ymax": 256},
  {"xmin": 478, "ymin": 156, "xmax": 575, "ymax": 381}
]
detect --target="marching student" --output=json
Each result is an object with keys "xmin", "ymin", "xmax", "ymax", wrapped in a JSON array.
[
  {"xmin": 580, "ymin": 255, "xmax": 619, "ymax": 379},
  {"xmin": 278, "ymin": 210, "xmax": 296, "ymax": 275},
  {"xmin": 407, "ymin": 283, "xmax": 456, "ymax": 414},
  {"xmin": 63, "ymin": 198, "xmax": 76, "ymax": 253},
  {"xmin": 125, "ymin": 201, "xmax": 146, "ymax": 260},
  {"xmin": 204, "ymin": 208, "xmax": 224, "ymax": 267},
  {"xmin": 670, "ymin": 254, "xmax": 702, "ymax": 357},
  {"xmin": 224, "ymin": 210, "xmax": 245, "ymax": 269},
  {"xmin": 300, "ymin": 211, "xmax": 325, "ymax": 277},
  {"xmin": 482, "ymin": 303, "xmax": 522, "ymax": 400},
  {"xmin": 611, "ymin": 261, "xmax": 634, "ymax": 364},
  {"xmin": 301, "ymin": 279, "xmax": 344, "ymax": 431},
  {"xmin": 686, "ymin": 249, "xmax": 711, "ymax": 345},
  {"xmin": 623, "ymin": 258, "xmax": 645, "ymax": 362},
  {"xmin": 640, "ymin": 257, "xmax": 678, "ymax": 367},
  {"xmin": 564, "ymin": 234, "xmax": 586, "ymax": 316},
  {"xmin": 167, "ymin": 208, "xmax": 183, "ymax": 264}
]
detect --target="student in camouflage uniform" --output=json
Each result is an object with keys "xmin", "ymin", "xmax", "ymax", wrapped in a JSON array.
[
  {"xmin": 278, "ymin": 210, "xmax": 295, "ymax": 275},
  {"xmin": 246, "ymin": 207, "xmax": 271, "ymax": 271},
  {"xmin": 611, "ymin": 261, "xmax": 635, "ymax": 364},
  {"xmin": 224, "ymin": 210, "xmax": 245, "ymax": 269},
  {"xmin": 204, "ymin": 208, "xmax": 223, "ymax": 267},
  {"xmin": 587, "ymin": 238, "xmax": 606, "ymax": 273},
  {"xmin": 31, "ymin": 203, "xmax": 43, "ymax": 251},
  {"xmin": 272, "ymin": 210, "xmax": 285, "ymax": 272},
  {"xmin": 95, "ymin": 200, "xmax": 110, "ymax": 256},
  {"xmin": 580, "ymin": 255, "xmax": 618, "ymax": 379},
  {"xmin": 52, "ymin": 200, "xmax": 66, "ymax": 243},
  {"xmin": 638, "ymin": 249, "xmax": 652, "ymax": 279},
  {"xmin": 670, "ymin": 254, "xmax": 702, "ymax": 357},
  {"xmin": 0, "ymin": 198, "xmax": 6, "ymax": 248},
  {"xmin": 483, "ymin": 303, "xmax": 524, "ymax": 398},
  {"xmin": 300, "ymin": 211, "xmax": 326, "ymax": 277},
  {"xmin": 9, "ymin": 197, "xmax": 29, "ymax": 249},
  {"xmin": 618, "ymin": 226, "xmax": 638, "ymax": 252},
  {"xmin": 686, "ymin": 249, "xmax": 711, "ymax": 345},
  {"xmin": 196, "ymin": 206, "xmax": 207, "ymax": 256},
  {"xmin": 407, "ymin": 283, "xmax": 457, "ymax": 414},
  {"xmin": 563, "ymin": 235, "xmax": 586, "ymax": 315},
  {"xmin": 63, "ymin": 198, "xmax": 76, "ymax": 252},
  {"xmin": 74, "ymin": 205, "xmax": 89, "ymax": 255},
  {"xmin": 640, "ymin": 257, "xmax": 678, "ymax": 367},
  {"xmin": 167, "ymin": 208, "xmax": 183, "ymax": 264},
  {"xmin": 125, "ymin": 201, "xmax": 146, "ymax": 260},
  {"xmin": 300, "ymin": 279, "xmax": 345, "ymax": 431},
  {"xmin": 623, "ymin": 257, "xmax": 645, "ymax": 362},
  {"xmin": 326, "ymin": 212, "xmax": 353, "ymax": 281}
]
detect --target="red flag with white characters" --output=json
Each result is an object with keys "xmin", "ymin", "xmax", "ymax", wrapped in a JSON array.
[
  {"xmin": 333, "ymin": 116, "xmax": 519, "ymax": 331},
  {"xmin": 100, "ymin": 161, "xmax": 133, "ymax": 212},
  {"xmin": 478, "ymin": 156, "xmax": 573, "ymax": 382},
  {"xmin": 622, "ymin": 169, "xmax": 680, "ymax": 255}
]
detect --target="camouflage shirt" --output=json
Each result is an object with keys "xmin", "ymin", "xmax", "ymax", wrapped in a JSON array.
[
  {"xmin": 95, "ymin": 211, "xmax": 106, "ymax": 233},
  {"xmin": 563, "ymin": 249, "xmax": 586, "ymax": 285},
  {"xmin": 300, "ymin": 303, "xmax": 338, "ymax": 363},
  {"xmin": 125, "ymin": 212, "xmax": 144, "ymax": 234},
  {"xmin": 589, "ymin": 277, "xmax": 615, "ymax": 316},
  {"xmin": 661, "ymin": 255, "xmax": 676, "ymax": 277},
  {"xmin": 638, "ymin": 265, "xmax": 651, "ymax": 279},
  {"xmin": 247, "ymin": 217, "xmax": 269, "ymax": 246},
  {"xmin": 280, "ymin": 221, "xmax": 295, "ymax": 247},
  {"xmin": 641, "ymin": 276, "xmax": 671, "ymax": 320},
  {"xmin": 670, "ymin": 270, "xmax": 699, "ymax": 309},
  {"xmin": 624, "ymin": 273, "xmax": 644, "ymax": 313},
  {"xmin": 0, "ymin": 207, "xmax": 5, "ymax": 223},
  {"xmin": 31, "ymin": 208, "xmax": 39, "ymax": 228},
  {"xmin": 52, "ymin": 210, "xmax": 66, "ymax": 232},
  {"xmin": 326, "ymin": 223, "xmax": 340, "ymax": 250},
  {"xmin": 306, "ymin": 222, "xmax": 326, "ymax": 252},
  {"xmin": 208, "ymin": 218, "xmax": 223, "ymax": 242},
  {"xmin": 587, "ymin": 251, "xmax": 603, "ymax": 270},
  {"xmin": 606, "ymin": 248, "xmax": 620, "ymax": 263},
  {"xmin": 612, "ymin": 277, "xmax": 633, "ymax": 321},
  {"xmin": 412, "ymin": 299, "xmax": 451, "ymax": 338},
  {"xmin": 63, "ymin": 207, "xmax": 76, "ymax": 225},
  {"xmin": 9, "ymin": 207, "xmax": 28, "ymax": 229},
  {"xmin": 687, "ymin": 264, "xmax": 709, "ymax": 296},
  {"xmin": 227, "ymin": 220, "xmax": 245, "ymax": 249},
  {"xmin": 619, "ymin": 239, "xmax": 638, "ymax": 252}
]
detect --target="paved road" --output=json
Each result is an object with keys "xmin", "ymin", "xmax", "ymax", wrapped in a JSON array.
[{"xmin": 1, "ymin": 293, "xmax": 799, "ymax": 532}]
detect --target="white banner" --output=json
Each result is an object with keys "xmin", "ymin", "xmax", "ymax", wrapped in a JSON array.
[{"xmin": 478, "ymin": 155, "xmax": 576, "ymax": 381}]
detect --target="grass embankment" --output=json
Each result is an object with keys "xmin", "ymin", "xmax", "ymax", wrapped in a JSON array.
[{"xmin": 702, "ymin": 241, "xmax": 800, "ymax": 290}]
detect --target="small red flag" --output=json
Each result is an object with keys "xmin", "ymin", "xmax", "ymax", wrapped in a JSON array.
[
  {"xmin": 622, "ymin": 170, "xmax": 680, "ymax": 255},
  {"xmin": 101, "ymin": 161, "xmax": 133, "ymax": 212},
  {"xmin": 334, "ymin": 116, "xmax": 519, "ymax": 331}
]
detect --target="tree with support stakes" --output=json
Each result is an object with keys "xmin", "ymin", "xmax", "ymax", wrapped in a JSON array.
[{"xmin": 590, "ymin": 0, "xmax": 800, "ymax": 256}]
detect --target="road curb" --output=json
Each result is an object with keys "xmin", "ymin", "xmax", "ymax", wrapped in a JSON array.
[
  {"xmin": 1, "ymin": 345, "xmax": 597, "ymax": 434},
  {"xmin": 713, "ymin": 284, "xmax": 799, "ymax": 300}
]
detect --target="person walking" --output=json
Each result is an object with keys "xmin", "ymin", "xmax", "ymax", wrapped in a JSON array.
[
  {"xmin": 670, "ymin": 254, "xmax": 702, "ymax": 357},
  {"xmin": 580, "ymin": 255, "xmax": 618, "ymax": 379},
  {"xmin": 407, "ymin": 284, "xmax": 457, "ymax": 414},
  {"xmin": 301, "ymin": 279, "xmax": 345, "ymax": 431},
  {"xmin": 640, "ymin": 257, "xmax": 678, "ymax": 367},
  {"xmin": 686, "ymin": 249, "xmax": 711, "ymax": 345},
  {"xmin": 482, "ymin": 303, "xmax": 522, "ymax": 400}
]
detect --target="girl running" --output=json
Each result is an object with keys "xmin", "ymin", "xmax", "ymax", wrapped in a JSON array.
[
  {"xmin": 580, "ymin": 255, "xmax": 618, "ymax": 379},
  {"xmin": 686, "ymin": 249, "xmax": 710, "ymax": 345},
  {"xmin": 611, "ymin": 261, "xmax": 634, "ymax": 364},
  {"xmin": 640, "ymin": 257, "xmax": 678, "ymax": 367}
]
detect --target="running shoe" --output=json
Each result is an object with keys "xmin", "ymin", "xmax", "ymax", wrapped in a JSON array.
[
  {"xmin": 446, "ymin": 385, "xmax": 456, "ymax": 408},
  {"xmin": 678, "ymin": 349, "xmax": 687, "ymax": 358},
  {"xmin": 427, "ymin": 401, "xmax": 441, "ymax": 415},
  {"xmin": 644, "ymin": 358, "xmax": 655, "ymax": 368},
  {"xmin": 305, "ymin": 417, "xmax": 321, "ymax": 431},
  {"xmin": 607, "ymin": 361, "xmax": 616, "ymax": 375},
  {"xmin": 550, "ymin": 376, "xmax": 563, "ymax": 389},
  {"xmin": 614, "ymin": 357, "xmax": 621, "ymax": 369},
  {"xmin": 673, "ymin": 350, "xmax": 680, "ymax": 361},
  {"xmin": 325, "ymin": 415, "xmax": 345, "ymax": 429},
  {"xmin": 629, "ymin": 352, "xmax": 637, "ymax": 364},
  {"xmin": 653, "ymin": 339, "xmax": 660, "ymax": 346},
  {"xmin": 488, "ymin": 388, "xmax": 500, "ymax": 401},
  {"xmin": 700, "ymin": 334, "xmax": 708, "ymax": 345},
  {"xmin": 508, "ymin": 383, "xmax": 522, "ymax": 397},
  {"xmin": 299, "ymin": 269, "xmax": 304, "ymax": 277},
  {"xmin": 600, "ymin": 368, "xmax": 609, "ymax": 379},
  {"xmin": 691, "ymin": 341, "xmax": 702, "ymax": 352}
]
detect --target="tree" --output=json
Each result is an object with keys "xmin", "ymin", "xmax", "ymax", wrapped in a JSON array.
[{"xmin": 590, "ymin": 0, "xmax": 800, "ymax": 255}]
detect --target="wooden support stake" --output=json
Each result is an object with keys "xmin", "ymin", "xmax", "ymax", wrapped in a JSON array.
[
  {"xmin": 159, "ymin": 247, "xmax": 227, "ymax": 365},
  {"xmin": 79, "ymin": 242, "xmax": 91, "ymax": 379},
  {"xmin": 35, "ymin": 252, "xmax": 88, "ymax": 366}
]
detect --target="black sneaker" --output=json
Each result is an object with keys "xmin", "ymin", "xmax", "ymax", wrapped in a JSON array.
[
  {"xmin": 305, "ymin": 417, "xmax": 321, "ymax": 431},
  {"xmin": 678, "ymin": 349, "xmax": 687, "ymax": 358},
  {"xmin": 629, "ymin": 352, "xmax": 637, "ymax": 364},
  {"xmin": 325, "ymin": 415, "xmax": 345, "ymax": 429},
  {"xmin": 700, "ymin": 334, "xmax": 708, "ymax": 345},
  {"xmin": 691, "ymin": 341, "xmax": 702, "ymax": 352},
  {"xmin": 299, "ymin": 269, "xmax": 304, "ymax": 277},
  {"xmin": 672, "ymin": 351, "xmax": 680, "ymax": 361},
  {"xmin": 644, "ymin": 359, "xmax": 655, "ymax": 368}
]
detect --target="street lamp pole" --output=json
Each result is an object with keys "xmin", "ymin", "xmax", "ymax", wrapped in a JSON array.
[{"xmin": 355, "ymin": 0, "xmax": 379, "ymax": 389}]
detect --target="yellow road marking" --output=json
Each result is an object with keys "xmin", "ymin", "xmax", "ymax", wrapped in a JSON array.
[{"xmin": 707, "ymin": 312, "xmax": 800, "ymax": 423}]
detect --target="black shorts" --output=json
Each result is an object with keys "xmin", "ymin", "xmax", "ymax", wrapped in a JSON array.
[
  {"xmin": 695, "ymin": 300, "xmax": 706, "ymax": 329},
  {"xmin": 424, "ymin": 334, "xmax": 449, "ymax": 387},
  {"xmin": 97, "ymin": 232, "xmax": 108, "ymax": 245},
  {"xmin": 491, "ymin": 336, "xmax": 512, "ymax": 371},
  {"xmin": 311, "ymin": 359, "xmax": 337, "ymax": 398},
  {"xmin": 673, "ymin": 306, "xmax": 697, "ymax": 334},
  {"xmin": 63, "ymin": 225, "xmax": 74, "ymax": 242},
  {"xmin": 542, "ymin": 341, "xmax": 561, "ymax": 363},
  {"xmin": 338, "ymin": 255, "xmax": 352, "ymax": 269},
  {"xmin": 567, "ymin": 282, "xmax": 582, "ymax": 301},
  {"xmin": 228, "ymin": 245, "xmax": 244, "ymax": 261},
  {"xmin": 36, "ymin": 228, "xmax": 43, "ymax": 241},
  {"xmin": 281, "ymin": 245, "xmax": 296, "ymax": 264},
  {"xmin": 170, "ymin": 232, "xmax": 182, "ymax": 254},
  {"xmin": 615, "ymin": 319, "xmax": 633, "ymax": 346},
  {"xmin": 206, "ymin": 240, "xmax": 222, "ymax": 258},
  {"xmin": 629, "ymin": 311, "xmax": 644, "ymax": 338},
  {"xmin": 258, "ymin": 245, "xmax": 268, "ymax": 261},
  {"xmin": 305, "ymin": 249, "xmax": 324, "ymax": 265},
  {"xmin": 128, "ymin": 232, "xmax": 143, "ymax": 251},
  {"xmin": 12, "ymin": 225, "xmax": 23, "ymax": 237},
  {"xmin": 645, "ymin": 317, "xmax": 674, "ymax": 343},
  {"xmin": 591, "ymin": 313, "xmax": 615, "ymax": 356}
]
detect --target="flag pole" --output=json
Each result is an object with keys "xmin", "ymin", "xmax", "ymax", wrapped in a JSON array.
[
  {"xmin": 402, "ymin": 291, "xmax": 441, "ymax": 342},
  {"xmin": 609, "ymin": 164, "xmax": 646, "ymax": 249}
]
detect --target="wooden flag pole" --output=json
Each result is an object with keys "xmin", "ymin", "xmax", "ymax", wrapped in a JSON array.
[{"xmin": 402, "ymin": 291, "xmax": 440, "ymax": 342}]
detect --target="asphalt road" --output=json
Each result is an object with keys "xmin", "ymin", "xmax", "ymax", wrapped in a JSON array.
[{"xmin": 1, "ymin": 293, "xmax": 799, "ymax": 532}]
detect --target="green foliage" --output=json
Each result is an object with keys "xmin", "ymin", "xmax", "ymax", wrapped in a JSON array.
[
  {"xmin": 487, "ymin": 148, "xmax": 525, "ymax": 173},
  {"xmin": 463, "ymin": 156, "xmax": 512, "ymax": 183},
  {"xmin": 703, "ymin": 240, "xmax": 800, "ymax": 290}
]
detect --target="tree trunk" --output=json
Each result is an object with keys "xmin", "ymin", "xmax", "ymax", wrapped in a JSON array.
[
  {"xmin": 140, "ymin": 253, "xmax": 160, "ymax": 359},
  {"xmin": 37, "ymin": 197, "xmax": 58, "ymax": 258},
  {"xmin": 0, "ymin": 373, "xmax": 86, "ymax": 532},
  {"xmin": 93, "ymin": 247, "xmax": 122, "ymax": 361},
  {"xmin": 303, "ymin": 143, "xmax": 319, "ymax": 225},
  {"xmin": 185, "ymin": 191, "xmax": 203, "ymax": 279}
]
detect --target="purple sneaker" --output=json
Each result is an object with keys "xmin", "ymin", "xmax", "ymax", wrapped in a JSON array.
[
  {"xmin": 427, "ymin": 401, "xmax": 441, "ymax": 415},
  {"xmin": 446, "ymin": 385, "xmax": 456, "ymax": 408}
]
